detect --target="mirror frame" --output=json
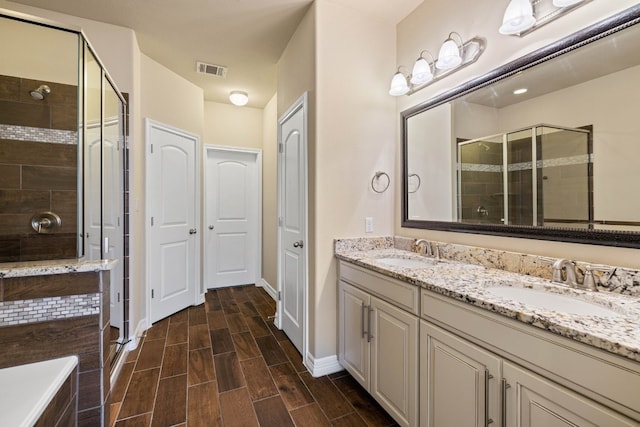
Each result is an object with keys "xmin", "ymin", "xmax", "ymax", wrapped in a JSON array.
[{"xmin": 401, "ymin": 4, "xmax": 640, "ymax": 248}]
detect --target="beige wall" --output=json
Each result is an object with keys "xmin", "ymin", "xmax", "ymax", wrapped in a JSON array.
[
  {"xmin": 262, "ymin": 94, "xmax": 278, "ymax": 292},
  {"xmin": 141, "ymin": 54, "xmax": 203, "ymax": 136},
  {"xmin": 395, "ymin": 0, "xmax": 640, "ymax": 269},
  {"xmin": 312, "ymin": 0, "xmax": 397, "ymax": 359},
  {"xmin": 0, "ymin": 16, "xmax": 78, "ymax": 84},
  {"xmin": 203, "ymin": 101, "xmax": 263, "ymax": 148}
]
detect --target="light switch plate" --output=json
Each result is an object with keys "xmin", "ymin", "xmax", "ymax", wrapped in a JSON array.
[{"xmin": 365, "ymin": 217, "xmax": 373, "ymax": 233}]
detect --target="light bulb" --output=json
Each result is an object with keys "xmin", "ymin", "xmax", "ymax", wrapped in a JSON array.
[
  {"xmin": 410, "ymin": 57, "xmax": 434, "ymax": 85},
  {"xmin": 436, "ymin": 38, "xmax": 462, "ymax": 70},
  {"xmin": 389, "ymin": 71, "xmax": 409, "ymax": 96},
  {"xmin": 499, "ymin": 0, "xmax": 536, "ymax": 35}
]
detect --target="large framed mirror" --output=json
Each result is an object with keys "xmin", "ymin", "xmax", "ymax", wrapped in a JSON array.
[{"xmin": 402, "ymin": 4, "xmax": 640, "ymax": 248}]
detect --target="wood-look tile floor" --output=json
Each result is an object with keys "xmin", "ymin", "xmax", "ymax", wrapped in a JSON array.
[{"xmin": 110, "ymin": 285, "xmax": 398, "ymax": 427}]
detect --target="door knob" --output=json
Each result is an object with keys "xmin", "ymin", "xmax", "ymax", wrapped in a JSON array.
[
  {"xmin": 189, "ymin": 228, "xmax": 197, "ymax": 234},
  {"xmin": 293, "ymin": 240, "xmax": 304, "ymax": 248},
  {"xmin": 208, "ymin": 225, "xmax": 214, "ymax": 230}
]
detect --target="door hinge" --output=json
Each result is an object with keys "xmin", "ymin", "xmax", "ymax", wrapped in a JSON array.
[
  {"xmin": 277, "ymin": 291, "xmax": 282, "ymax": 301},
  {"xmin": 278, "ymin": 143, "xmax": 283, "ymax": 153},
  {"xmin": 151, "ymin": 216, "xmax": 154, "ymax": 226},
  {"xmin": 117, "ymin": 292, "xmax": 121, "ymax": 303},
  {"xmin": 117, "ymin": 216, "xmax": 120, "ymax": 227},
  {"xmin": 278, "ymin": 217, "xmax": 283, "ymax": 227},
  {"xmin": 150, "ymin": 143, "xmax": 154, "ymax": 154},
  {"xmin": 151, "ymin": 289, "xmax": 155, "ymax": 298}
]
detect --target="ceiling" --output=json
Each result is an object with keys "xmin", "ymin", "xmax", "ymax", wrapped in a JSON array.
[{"xmin": 8, "ymin": 0, "xmax": 423, "ymax": 108}]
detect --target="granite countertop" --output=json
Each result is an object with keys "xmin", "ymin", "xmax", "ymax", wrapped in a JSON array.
[
  {"xmin": 0, "ymin": 258, "xmax": 117, "ymax": 278},
  {"xmin": 336, "ymin": 247, "xmax": 640, "ymax": 363}
]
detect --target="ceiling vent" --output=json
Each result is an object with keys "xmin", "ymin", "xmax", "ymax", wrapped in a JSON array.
[{"xmin": 196, "ymin": 61, "xmax": 227, "ymax": 77}]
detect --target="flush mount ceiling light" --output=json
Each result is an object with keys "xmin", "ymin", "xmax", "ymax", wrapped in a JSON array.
[
  {"xmin": 500, "ymin": 0, "xmax": 590, "ymax": 37},
  {"xmin": 389, "ymin": 33, "xmax": 485, "ymax": 96},
  {"xmin": 513, "ymin": 88, "xmax": 528, "ymax": 95},
  {"xmin": 229, "ymin": 90, "xmax": 248, "ymax": 106}
]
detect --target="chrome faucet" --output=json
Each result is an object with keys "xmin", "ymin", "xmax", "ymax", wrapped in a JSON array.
[
  {"xmin": 551, "ymin": 258, "xmax": 578, "ymax": 288},
  {"xmin": 415, "ymin": 239, "xmax": 433, "ymax": 257}
]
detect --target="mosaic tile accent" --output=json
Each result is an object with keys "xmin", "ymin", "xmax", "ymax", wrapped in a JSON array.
[
  {"xmin": 0, "ymin": 124, "xmax": 77, "ymax": 145},
  {"xmin": 459, "ymin": 154, "xmax": 591, "ymax": 173},
  {"xmin": 0, "ymin": 293, "xmax": 100, "ymax": 326}
]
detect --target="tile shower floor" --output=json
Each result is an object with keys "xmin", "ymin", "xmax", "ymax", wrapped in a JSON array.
[{"xmin": 110, "ymin": 285, "xmax": 398, "ymax": 426}]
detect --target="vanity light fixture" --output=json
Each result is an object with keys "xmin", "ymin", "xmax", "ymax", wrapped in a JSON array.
[
  {"xmin": 553, "ymin": 0, "xmax": 584, "ymax": 6},
  {"xmin": 499, "ymin": 0, "xmax": 536, "ymax": 35},
  {"xmin": 389, "ymin": 68, "xmax": 410, "ymax": 96},
  {"xmin": 500, "ymin": 0, "xmax": 590, "ymax": 37},
  {"xmin": 389, "ymin": 33, "xmax": 485, "ymax": 96},
  {"xmin": 229, "ymin": 90, "xmax": 249, "ymax": 106},
  {"xmin": 436, "ymin": 32, "xmax": 464, "ymax": 70},
  {"xmin": 410, "ymin": 51, "xmax": 435, "ymax": 85}
]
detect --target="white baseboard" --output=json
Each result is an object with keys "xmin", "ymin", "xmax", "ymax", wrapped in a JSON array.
[
  {"xmin": 128, "ymin": 318, "xmax": 148, "ymax": 351},
  {"xmin": 305, "ymin": 353, "xmax": 343, "ymax": 377},
  {"xmin": 196, "ymin": 292, "xmax": 205, "ymax": 305},
  {"xmin": 110, "ymin": 345, "xmax": 127, "ymax": 386},
  {"xmin": 257, "ymin": 278, "xmax": 277, "ymax": 301}
]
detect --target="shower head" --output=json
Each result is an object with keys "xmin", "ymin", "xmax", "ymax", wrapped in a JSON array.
[{"xmin": 29, "ymin": 85, "xmax": 51, "ymax": 100}]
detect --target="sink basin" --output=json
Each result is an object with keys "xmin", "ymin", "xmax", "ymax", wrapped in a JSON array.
[
  {"xmin": 376, "ymin": 257, "xmax": 437, "ymax": 269},
  {"xmin": 487, "ymin": 287, "xmax": 622, "ymax": 318}
]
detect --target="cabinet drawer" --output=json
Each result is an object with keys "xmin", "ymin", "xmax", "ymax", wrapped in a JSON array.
[{"xmin": 339, "ymin": 261, "xmax": 419, "ymax": 315}]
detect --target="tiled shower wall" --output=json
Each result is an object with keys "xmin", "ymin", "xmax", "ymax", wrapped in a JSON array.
[
  {"xmin": 0, "ymin": 75, "xmax": 78, "ymax": 262},
  {"xmin": 0, "ymin": 270, "xmax": 111, "ymax": 426}
]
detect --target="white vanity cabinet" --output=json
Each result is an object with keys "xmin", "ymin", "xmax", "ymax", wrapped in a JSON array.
[
  {"xmin": 504, "ymin": 361, "xmax": 637, "ymax": 427},
  {"xmin": 338, "ymin": 261, "xmax": 419, "ymax": 427},
  {"xmin": 421, "ymin": 289, "xmax": 640, "ymax": 427},
  {"xmin": 420, "ymin": 321, "xmax": 502, "ymax": 427}
]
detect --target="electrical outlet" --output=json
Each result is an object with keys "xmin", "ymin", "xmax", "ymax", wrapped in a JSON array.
[{"xmin": 365, "ymin": 217, "xmax": 373, "ymax": 233}]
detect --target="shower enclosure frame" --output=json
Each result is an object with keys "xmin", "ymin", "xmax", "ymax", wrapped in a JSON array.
[
  {"xmin": 457, "ymin": 123, "xmax": 593, "ymax": 228},
  {"xmin": 0, "ymin": 8, "xmax": 130, "ymax": 358}
]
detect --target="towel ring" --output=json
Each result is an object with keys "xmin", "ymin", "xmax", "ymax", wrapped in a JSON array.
[
  {"xmin": 408, "ymin": 173, "xmax": 421, "ymax": 193},
  {"xmin": 371, "ymin": 171, "xmax": 390, "ymax": 193}
]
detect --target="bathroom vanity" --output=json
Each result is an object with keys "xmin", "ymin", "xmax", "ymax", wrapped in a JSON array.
[{"xmin": 336, "ymin": 238, "xmax": 640, "ymax": 427}]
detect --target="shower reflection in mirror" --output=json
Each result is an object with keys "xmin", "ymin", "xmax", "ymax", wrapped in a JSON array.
[{"xmin": 456, "ymin": 124, "xmax": 592, "ymax": 228}]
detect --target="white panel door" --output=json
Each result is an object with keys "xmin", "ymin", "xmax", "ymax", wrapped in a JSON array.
[
  {"xmin": 103, "ymin": 119, "xmax": 123, "ymax": 331},
  {"xmin": 85, "ymin": 127, "xmax": 102, "ymax": 261},
  {"xmin": 204, "ymin": 147, "xmax": 261, "ymax": 288},
  {"xmin": 147, "ymin": 120, "xmax": 199, "ymax": 324},
  {"xmin": 278, "ymin": 94, "xmax": 307, "ymax": 354}
]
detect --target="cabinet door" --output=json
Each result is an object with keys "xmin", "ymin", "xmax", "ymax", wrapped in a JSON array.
[
  {"xmin": 421, "ymin": 321, "xmax": 502, "ymax": 427},
  {"xmin": 370, "ymin": 296, "xmax": 419, "ymax": 427},
  {"xmin": 503, "ymin": 361, "xmax": 637, "ymax": 427},
  {"xmin": 338, "ymin": 280, "xmax": 369, "ymax": 388}
]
